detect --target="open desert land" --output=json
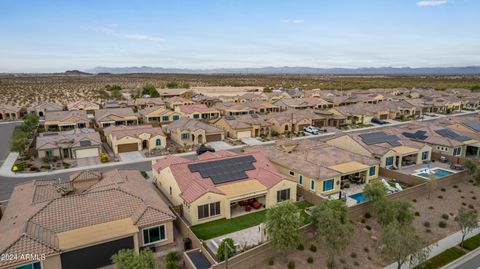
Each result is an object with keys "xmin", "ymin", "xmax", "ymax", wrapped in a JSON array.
[{"xmin": 1, "ymin": 73, "xmax": 480, "ymax": 106}]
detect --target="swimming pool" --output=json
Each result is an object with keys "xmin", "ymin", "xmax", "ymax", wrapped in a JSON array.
[
  {"xmin": 413, "ymin": 168, "xmax": 454, "ymax": 180},
  {"xmin": 349, "ymin": 192, "xmax": 367, "ymax": 204}
]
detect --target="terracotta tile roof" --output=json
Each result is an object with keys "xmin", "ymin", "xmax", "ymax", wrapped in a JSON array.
[
  {"xmin": 95, "ymin": 108, "xmax": 137, "ymax": 122},
  {"xmin": 36, "ymin": 128, "xmax": 101, "ymax": 150},
  {"xmin": 165, "ymin": 118, "xmax": 223, "ymax": 134},
  {"xmin": 0, "ymin": 169, "xmax": 175, "ymax": 267},
  {"xmin": 153, "ymin": 151, "xmax": 291, "ymax": 203},
  {"xmin": 45, "ymin": 110, "xmax": 88, "ymax": 122},
  {"xmin": 0, "ymin": 103, "xmax": 21, "ymax": 112},
  {"xmin": 177, "ymin": 104, "xmax": 217, "ymax": 114},
  {"xmin": 104, "ymin": 125, "xmax": 165, "ymax": 139}
]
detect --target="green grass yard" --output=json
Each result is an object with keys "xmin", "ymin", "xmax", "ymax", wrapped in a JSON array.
[
  {"xmin": 414, "ymin": 247, "xmax": 466, "ymax": 269},
  {"xmin": 191, "ymin": 201, "xmax": 312, "ymax": 240}
]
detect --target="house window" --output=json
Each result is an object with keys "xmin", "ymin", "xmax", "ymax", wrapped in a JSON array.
[
  {"xmin": 15, "ymin": 262, "xmax": 41, "ymax": 269},
  {"xmin": 311, "ymin": 180, "xmax": 315, "ymax": 191},
  {"xmin": 299, "ymin": 175, "xmax": 303, "ymax": 185},
  {"xmin": 46, "ymin": 150, "xmax": 53, "ymax": 157},
  {"xmin": 198, "ymin": 202, "xmax": 221, "ymax": 219},
  {"xmin": 156, "ymin": 139, "xmax": 161, "ymax": 146},
  {"xmin": 385, "ymin": 156, "xmax": 394, "ymax": 166},
  {"xmin": 421, "ymin": 151, "xmax": 429, "ymax": 160},
  {"xmin": 181, "ymin": 133, "xmax": 190, "ymax": 140},
  {"xmin": 369, "ymin": 166, "xmax": 376, "ymax": 177},
  {"xmin": 162, "ymin": 115, "xmax": 169, "ymax": 121},
  {"xmin": 322, "ymin": 179, "xmax": 334, "ymax": 191},
  {"xmin": 453, "ymin": 147, "xmax": 461, "ymax": 156},
  {"xmin": 193, "ymin": 114, "xmax": 200, "ymax": 119},
  {"xmin": 277, "ymin": 189, "xmax": 291, "ymax": 202},
  {"xmin": 289, "ymin": 171, "xmax": 295, "ymax": 176},
  {"xmin": 142, "ymin": 225, "xmax": 166, "ymax": 245},
  {"xmin": 173, "ymin": 115, "xmax": 180, "ymax": 121}
]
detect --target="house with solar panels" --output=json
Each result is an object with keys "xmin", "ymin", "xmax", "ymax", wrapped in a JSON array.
[
  {"xmin": 324, "ymin": 130, "xmax": 432, "ymax": 170},
  {"xmin": 152, "ymin": 151, "xmax": 297, "ymax": 225},
  {"xmin": 247, "ymin": 139, "xmax": 379, "ymax": 198},
  {"xmin": 397, "ymin": 123, "xmax": 479, "ymax": 159}
]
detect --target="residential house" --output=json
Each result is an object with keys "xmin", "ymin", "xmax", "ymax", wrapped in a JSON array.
[
  {"xmin": 0, "ymin": 169, "xmax": 176, "ymax": 269},
  {"xmin": 192, "ymin": 95, "xmax": 221, "ymax": 107},
  {"xmin": 325, "ymin": 130, "xmax": 432, "ymax": 169},
  {"xmin": 164, "ymin": 96, "xmax": 195, "ymax": 109},
  {"xmin": 36, "ymin": 128, "xmax": 102, "ymax": 159},
  {"xmin": 152, "ymin": 151, "xmax": 296, "ymax": 225},
  {"xmin": 139, "ymin": 106, "xmax": 182, "ymax": 124},
  {"xmin": 214, "ymin": 114, "xmax": 272, "ymax": 139},
  {"xmin": 44, "ymin": 110, "xmax": 90, "ymax": 132},
  {"xmin": 0, "ymin": 103, "xmax": 22, "ymax": 121},
  {"xmin": 104, "ymin": 125, "xmax": 167, "ymax": 154},
  {"xmin": 164, "ymin": 118, "xmax": 224, "ymax": 146},
  {"xmin": 29, "ymin": 102, "xmax": 64, "ymax": 117},
  {"xmin": 273, "ymin": 97, "xmax": 333, "ymax": 111},
  {"xmin": 246, "ymin": 139, "xmax": 379, "ymax": 198},
  {"xmin": 94, "ymin": 108, "xmax": 139, "ymax": 128},
  {"xmin": 241, "ymin": 101, "xmax": 281, "ymax": 114},
  {"xmin": 263, "ymin": 91, "xmax": 291, "ymax": 102},
  {"xmin": 175, "ymin": 104, "xmax": 221, "ymax": 121},
  {"xmin": 67, "ymin": 100, "xmax": 100, "ymax": 114},
  {"xmin": 214, "ymin": 102, "xmax": 256, "ymax": 116},
  {"xmin": 156, "ymin": 88, "xmax": 194, "ymax": 99},
  {"xmin": 102, "ymin": 99, "xmax": 134, "ymax": 109},
  {"xmin": 134, "ymin": 98, "xmax": 166, "ymax": 109},
  {"xmin": 264, "ymin": 109, "xmax": 346, "ymax": 134}
]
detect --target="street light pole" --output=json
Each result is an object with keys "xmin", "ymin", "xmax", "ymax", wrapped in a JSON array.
[{"xmin": 224, "ymin": 242, "xmax": 234, "ymax": 269}]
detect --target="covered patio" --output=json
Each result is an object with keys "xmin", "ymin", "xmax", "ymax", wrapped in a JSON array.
[
  {"xmin": 216, "ymin": 179, "xmax": 268, "ymax": 219},
  {"xmin": 393, "ymin": 146, "xmax": 420, "ymax": 169},
  {"xmin": 329, "ymin": 161, "xmax": 370, "ymax": 189}
]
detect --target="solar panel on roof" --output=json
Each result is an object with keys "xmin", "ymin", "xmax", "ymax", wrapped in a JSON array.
[
  {"xmin": 464, "ymin": 121, "xmax": 480, "ymax": 132},
  {"xmin": 435, "ymin": 128, "xmax": 471, "ymax": 142},
  {"xmin": 188, "ymin": 155, "xmax": 256, "ymax": 184},
  {"xmin": 79, "ymin": 140, "xmax": 92, "ymax": 146},
  {"xmin": 359, "ymin": 131, "xmax": 401, "ymax": 146},
  {"xmin": 402, "ymin": 131, "xmax": 428, "ymax": 141}
]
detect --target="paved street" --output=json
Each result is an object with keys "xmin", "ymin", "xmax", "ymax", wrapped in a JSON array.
[
  {"xmin": 0, "ymin": 121, "xmax": 21, "ymax": 166},
  {"xmin": 444, "ymin": 248, "xmax": 480, "ymax": 269}
]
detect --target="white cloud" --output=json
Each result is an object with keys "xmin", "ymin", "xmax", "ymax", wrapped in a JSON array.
[
  {"xmin": 416, "ymin": 0, "xmax": 447, "ymax": 7},
  {"xmin": 281, "ymin": 19, "xmax": 305, "ymax": 24},
  {"xmin": 123, "ymin": 34, "xmax": 163, "ymax": 41}
]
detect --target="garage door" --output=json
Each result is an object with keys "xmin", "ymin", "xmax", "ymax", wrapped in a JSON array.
[
  {"xmin": 236, "ymin": 131, "xmax": 251, "ymax": 139},
  {"xmin": 206, "ymin": 133, "xmax": 223, "ymax": 142},
  {"xmin": 61, "ymin": 237, "xmax": 134, "ymax": 269},
  {"xmin": 379, "ymin": 114, "xmax": 388, "ymax": 119},
  {"xmin": 75, "ymin": 148, "xmax": 99, "ymax": 159},
  {"xmin": 118, "ymin": 143, "xmax": 139, "ymax": 153}
]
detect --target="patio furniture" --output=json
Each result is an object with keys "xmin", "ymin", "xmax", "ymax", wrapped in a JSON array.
[
  {"xmin": 253, "ymin": 202, "xmax": 262, "ymax": 209},
  {"xmin": 439, "ymin": 156, "xmax": 448, "ymax": 163},
  {"xmin": 245, "ymin": 205, "xmax": 252, "ymax": 212}
]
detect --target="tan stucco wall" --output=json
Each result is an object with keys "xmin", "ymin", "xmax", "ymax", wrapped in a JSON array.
[
  {"xmin": 184, "ymin": 192, "xmax": 226, "ymax": 225},
  {"xmin": 326, "ymin": 135, "xmax": 372, "ymax": 157},
  {"xmin": 42, "ymin": 254, "xmax": 62, "ymax": 269}
]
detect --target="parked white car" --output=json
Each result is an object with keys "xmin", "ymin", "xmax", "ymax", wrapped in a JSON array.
[{"xmin": 303, "ymin": 125, "xmax": 320, "ymax": 135}]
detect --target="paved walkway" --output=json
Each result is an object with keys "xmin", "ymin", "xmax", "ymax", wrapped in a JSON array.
[
  {"xmin": 384, "ymin": 224, "xmax": 480, "ymax": 269},
  {"xmin": 0, "ymin": 152, "xmax": 18, "ymax": 175}
]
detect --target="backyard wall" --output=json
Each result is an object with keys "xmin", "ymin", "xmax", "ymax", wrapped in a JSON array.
[
  {"xmin": 431, "ymin": 152, "xmax": 479, "ymax": 165},
  {"xmin": 297, "ymin": 185, "xmax": 323, "ymax": 205}
]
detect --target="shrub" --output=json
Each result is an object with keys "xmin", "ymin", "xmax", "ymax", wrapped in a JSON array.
[
  {"xmin": 363, "ymin": 247, "xmax": 369, "ymax": 253},
  {"xmin": 469, "ymin": 204, "xmax": 475, "ymax": 210},
  {"xmin": 458, "ymin": 189, "xmax": 462, "ymax": 193},
  {"xmin": 354, "ymin": 261, "xmax": 360, "ymax": 266},
  {"xmin": 216, "ymin": 238, "xmax": 236, "ymax": 261},
  {"xmin": 339, "ymin": 258, "xmax": 346, "ymax": 264},
  {"xmin": 415, "ymin": 211, "xmax": 420, "ymax": 216},
  {"xmin": 165, "ymin": 252, "xmax": 180, "ymax": 269},
  {"xmin": 453, "ymin": 185, "xmax": 458, "ymax": 188},
  {"xmin": 364, "ymin": 212, "xmax": 371, "ymax": 219},
  {"xmin": 309, "ymin": 244, "xmax": 317, "ymax": 252},
  {"xmin": 100, "ymin": 153, "xmax": 109, "ymax": 163},
  {"xmin": 461, "ymin": 196, "xmax": 465, "ymax": 199},
  {"xmin": 426, "ymin": 229, "xmax": 432, "ymax": 233},
  {"xmin": 287, "ymin": 261, "xmax": 295, "ymax": 269},
  {"xmin": 412, "ymin": 199, "xmax": 417, "ymax": 203},
  {"xmin": 473, "ymin": 196, "xmax": 477, "ymax": 200},
  {"xmin": 360, "ymin": 218, "xmax": 366, "ymax": 224},
  {"xmin": 307, "ymin": 257, "xmax": 314, "ymax": 264},
  {"xmin": 297, "ymin": 244, "xmax": 304, "ymax": 251},
  {"xmin": 462, "ymin": 202, "xmax": 467, "ymax": 206},
  {"xmin": 438, "ymin": 195, "xmax": 443, "ymax": 199},
  {"xmin": 365, "ymin": 225, "xmax": 372, "ymax": 231},
  {"xmin": 42, "ymin": 156, "xmax": 52, "ymax": 164},
  {"xmin": 441, "ymin": 214, "xmax": 449, "ymax": 220},
  {"xmin": 439, "ymin": 221, "xmax": 448, "ymax": 228},
  {"xmin": 268, "ymin": 258, "xmax": 274, "ymax": 266},
  {"xmin": 429, "ymin": 206, "xmax": 434, "ymax": 210},
  {"xmin": 441, "ymin": 188, "xmax": 446, "ymax": 192},
  {"xmin": 424, "ymin": 221, "xmax": 431, "ymax": 228},
  {"xmin": 351, "ymin": 252, "xmax": 357, "ymax": 258}
]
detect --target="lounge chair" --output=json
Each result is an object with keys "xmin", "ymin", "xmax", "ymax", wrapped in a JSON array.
[
  {"xmin": 395, "ymin": 183, "xmax": 403, "ymax": 191},
  {"xmin": 382, "ymin": 178, "xmax": 397, "ymax": 193}
]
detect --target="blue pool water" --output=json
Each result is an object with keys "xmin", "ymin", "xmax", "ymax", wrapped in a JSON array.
[
  {"xmin": 349, "ymin": 192, "xmax": 367, "ymax": 204},
  {"xmin": 416, "ymin": 169, "xmax": 453, "ymax": 180}
]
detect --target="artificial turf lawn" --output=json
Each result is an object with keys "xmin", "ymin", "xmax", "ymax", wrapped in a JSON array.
[{"xmin": 191, "ymin": 201, "xmax": 312, "ymax": 240}]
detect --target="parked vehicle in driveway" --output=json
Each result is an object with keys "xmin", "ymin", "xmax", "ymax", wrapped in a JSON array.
[
  {"xmin": 303, "ymin": 125, "xmax": 320, "ymax": 134},
  {"xmin": 196, "ymin": 145, "xmax": 215, "ymax": 155},
  {"xmin": 371, "ymin": 118, "xmax": 389, "ymax": 125}
]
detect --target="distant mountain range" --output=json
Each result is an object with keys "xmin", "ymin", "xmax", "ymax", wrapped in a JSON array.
[{"xmin": 86, "ymin": 66, "xmax": 480, "ymax": 75}]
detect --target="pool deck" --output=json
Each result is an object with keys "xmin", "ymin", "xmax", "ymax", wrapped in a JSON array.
[{"xmin": 396, "ymin": 161, "xmax": 454, "ymax": 175}]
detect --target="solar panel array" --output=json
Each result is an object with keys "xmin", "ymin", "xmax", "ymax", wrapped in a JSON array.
[
  {"xmin": 434, "ymin": 128, "xmax": 471, "ymax": 142},
  {"xmin": 402, "ymin": 130, "xmax": 428, "ymax": 141},
  {"xmin": 359, "ymin": 131, "xmax": 402, "ymax": 147},
  {"xmin": 79, "ymin": 140, "xmax": 92, "ymax": 146},
  {"xmin": 188, "ymin": 155, "xmax": 257, "ymax": 184},
  {"xmin": 464, "ymin": 121, "xmax": 480, "ymax": 132}
]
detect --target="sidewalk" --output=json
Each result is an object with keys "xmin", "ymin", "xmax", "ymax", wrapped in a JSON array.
[{"xmin": 384, "ymin": 225, "xmax": 480, "ymax": 269}]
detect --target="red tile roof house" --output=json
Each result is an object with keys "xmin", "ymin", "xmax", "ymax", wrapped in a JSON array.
[
  {"xmin": 152, "ymin": 151, "xmax": 297, "ymax": 225},
  {"xmin": 0, "ymin": 169, "xmax": 175, "ymax": 269}
]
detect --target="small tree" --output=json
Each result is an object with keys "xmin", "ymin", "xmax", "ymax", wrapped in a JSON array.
[
  {"xmin": 165, "ymin": 251, "xmax": 180, "ymax": 269},
  {"xmin": 311, "ymin": 200, "xmax": 353, "ymax": 268},
  {"xmin": 363, "ymin": 180, "xmax": 387, "ymax": 203},
  {"xmin": 376, "ymin": 200, "xmax": 414, "ymax": 227},
  {"xmin": 265, "ymin": 201, "xmax": 301, "ymax": 257},
  {"xmin": 464, "ymin": 160, "xmax": 478, "ymax": 175},
  {"xmin": 111, "ymin": 248, "xmax": 158, "ymax": 269},
  {"xmin": 216, "ymin": 238, "xmax": 236, "ymax": 261},
  {"xmin": 143, "ymin": 84, "xmax": 159, "ymax": 97},
  {"xmin": 457, "ymin": 207, "xmax": 479, "ymax": 248},
  {"xmin": 377, "ymin": 221, "xmax": 429, "ymax": 269}
]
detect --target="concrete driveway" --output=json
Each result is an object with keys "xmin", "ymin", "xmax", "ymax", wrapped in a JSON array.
[
  {"xmin": 77, "ymin": 156, "xmax": 101, "ymax": 167},
  {"xmin": 119, "ymin": 152, "xmax": 145, "ymax": 162},
  {"xmin": 240, "ymin": 137, "xmax": 263, "ymax": 146},
  {"xmin": 207, "ymin": 141, "xmax": 234, "ymax": 151}
]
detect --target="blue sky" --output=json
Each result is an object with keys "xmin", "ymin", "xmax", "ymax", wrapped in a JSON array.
[{"xmin": 0, "ymin": 0, "xmax": 479, "ymax": 72}]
